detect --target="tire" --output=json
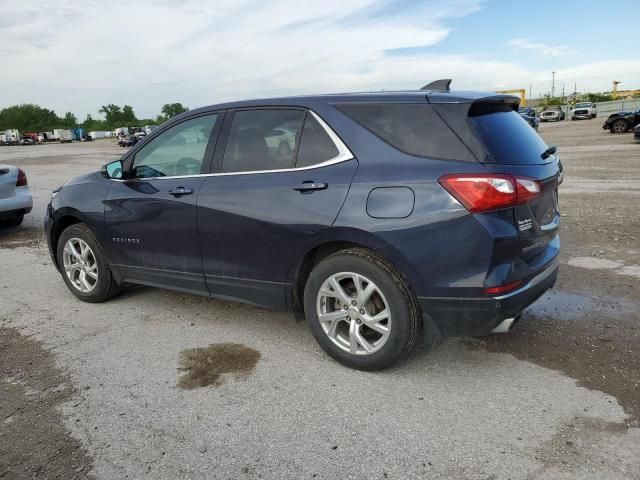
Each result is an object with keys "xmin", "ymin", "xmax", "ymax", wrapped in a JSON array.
[
  {"xmin": 611, "ymin": 119, "xmax": 629, "ymax": 134},
  {"xmin": 0, "ymin": 214, "xmax": 24, "ymax": 227},
  {"xmin": 304, "ymin": 248, "xmax": 421, "ymax": 371},
  {"xmin": 56, "ymin": 223, "xmax": 120, "ymax": 303}
]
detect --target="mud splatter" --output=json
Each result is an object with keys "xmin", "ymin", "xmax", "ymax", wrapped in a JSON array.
[{"xmin": 177, "ymin": 343, "xmax": 261, "ymax": 389}]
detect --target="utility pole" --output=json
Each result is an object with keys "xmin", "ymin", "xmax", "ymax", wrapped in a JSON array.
[
  {"xmin": 562, "ymin": 83, "xmax": 565, "ymax": 101},
  {"xmin": 551, "ymin": 71, "xmax": 556, "ymax": 98}
]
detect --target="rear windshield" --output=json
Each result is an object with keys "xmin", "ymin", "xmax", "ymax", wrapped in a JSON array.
[{"xmin": 469, "ymin": 107, "xmax": 550, "ymax": 165}]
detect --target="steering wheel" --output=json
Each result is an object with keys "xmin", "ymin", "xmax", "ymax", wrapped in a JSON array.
[{"xmin": 175, "ymin": 157, "xmax": 201, "ymax": 175}]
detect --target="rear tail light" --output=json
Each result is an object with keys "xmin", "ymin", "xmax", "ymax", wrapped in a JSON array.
[
  {"xmin": 484, "ymin": 280, "xmax": 523, "ymax": 295},
  {"xmin": 438, "ymin": 174, "xmax": 541, "ymax": 213},
  {"xmin": 16, "ymin": 168, "xmax": 27, "ymax": 187}
]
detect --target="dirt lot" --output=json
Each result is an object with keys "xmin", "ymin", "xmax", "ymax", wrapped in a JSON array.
[{"xmin": 1, "ymin": 122, "xmax": 639, "ymax": 479}]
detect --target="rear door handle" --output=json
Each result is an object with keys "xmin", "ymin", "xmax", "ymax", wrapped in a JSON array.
[
  {"xmin": 168, "ymin": 186, "xmax": 194, "ymax": 197},
  {"xmin": 293, "ymin": 181, "xmax": 328, "ymax": 192}
]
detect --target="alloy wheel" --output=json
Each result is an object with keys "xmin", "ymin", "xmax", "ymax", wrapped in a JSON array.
[
  {"xmin": 63, "ymin": 237, "xmax": 98, "ymax": 293},
  {"xmin": 316, "ymin": 272, "xmax": 391, "ymax": 355}
]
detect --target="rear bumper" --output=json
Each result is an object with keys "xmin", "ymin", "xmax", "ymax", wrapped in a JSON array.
[
  {"xmin": 0, "ymin": 188, "xmax": 32, "ymax": 218},
  {"xmin": 418, "ymin": 257, "xmax": 559, "ymax": 337}
]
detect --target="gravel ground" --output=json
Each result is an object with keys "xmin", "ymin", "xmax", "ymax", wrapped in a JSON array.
[{"xmin": 1, "ymin": 122, "xmax": 639, "ymax": 479}]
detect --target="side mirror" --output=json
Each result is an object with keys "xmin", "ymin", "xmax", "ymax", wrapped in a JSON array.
[{"xmin": 101, "ymin": 160, "xmax": 123, "ymax": 179}]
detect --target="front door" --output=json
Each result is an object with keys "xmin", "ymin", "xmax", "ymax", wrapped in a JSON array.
[
  {"xmin": 103, "ymin": 113, "xmax": 221, "ymax": 293},
  {"xmin": 197, "ymin": 108, "xmax": 358, "ymax": 309}
]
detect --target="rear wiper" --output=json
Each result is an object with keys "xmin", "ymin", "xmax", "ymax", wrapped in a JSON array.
[{"xmin": 541, "ymin": 145, "xmax": 557, "ymax": 160}]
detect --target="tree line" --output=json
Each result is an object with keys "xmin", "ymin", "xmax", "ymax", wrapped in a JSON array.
[{"xmin": 0, "ymin": 103, "xmax": 188, "ymax": 133}]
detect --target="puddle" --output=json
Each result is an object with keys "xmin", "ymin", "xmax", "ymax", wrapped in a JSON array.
[
  {"xmin": 177, "ymin": 343, "xmax": 261, "ymax": 389},
  {"xmin": 0, "ymin": 227, "xmax": 44, "ymax": 249},
  {"xmin": 526, "ymin": 290, "xmax": 630, "ymax": 321}
]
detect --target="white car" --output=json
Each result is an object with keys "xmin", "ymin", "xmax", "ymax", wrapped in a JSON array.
[
  {"xmin": 570, "ymin": 102, "xmax": 597, "ymax": 120},
  {"xmin": 0, "ymin": 165, "xmax": 33, "ymax": 227}
]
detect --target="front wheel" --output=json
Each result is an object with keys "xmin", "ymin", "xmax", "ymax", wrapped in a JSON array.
[
  {"xmin": 611, "ymin": 119, "xmax": 629, "ymax": 133},
  {"xmin": 56, "ymin": 223, "xmax": 121, "ymax": 302},
  {"xmin": 304, "ymin": 249, "xmax": 421, "ymax": 370}
]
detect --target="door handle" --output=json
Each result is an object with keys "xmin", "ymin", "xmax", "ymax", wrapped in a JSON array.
[
  {"xmin": 168, "ymin": 186, "xmax": 194, "ymax": 197},
  {"xmin": 293, "ymin": 181, "xmax": 328, "ymax": 192}
]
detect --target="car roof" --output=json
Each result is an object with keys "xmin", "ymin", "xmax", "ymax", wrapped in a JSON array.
[{"xmin": 182, "ymin": 90, "xmax": 518, "ymax": 116}]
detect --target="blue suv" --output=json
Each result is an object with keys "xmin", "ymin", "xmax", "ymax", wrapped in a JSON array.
[{"xmin": 45, "ymin": 85, "xmax": 561, "ymax": 370}]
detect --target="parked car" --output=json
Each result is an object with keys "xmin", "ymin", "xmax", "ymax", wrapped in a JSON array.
[
  {"xmin": 570, "ymin": 102, "xmax": 597, "ymax": 120},
  {"xmin": 0, "ymin": 165, "xmax": 32, "ymax": 227},
  {"xmin": 45, "ymin": 88, "xmax": 561, "ymax": 370},
  {"xmin": 117, "ymin": 135, "xmax": 138, "ymax": 148},
  {"xmin": 20, "ymin": 136, "xmax": 35, "ymax": 145},
  {"xmin": 518, "ymin": 108, "xmax": 539, "ymax": 130},
  {"xmin": 634, "ymin": 124, "xmax": 640, "ymax": 142},
  {"xmin": 602, "ymin": 109, "xmax": 640, "ymax": 134},
  {"xmin": 539, "ymin": 107, "xmax": 565, "ymax": 122}
]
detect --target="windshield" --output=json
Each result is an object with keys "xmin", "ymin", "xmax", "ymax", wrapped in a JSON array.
[{"xmin": 575, "ymin": 102, "xmax": 591, "ymax": 108}]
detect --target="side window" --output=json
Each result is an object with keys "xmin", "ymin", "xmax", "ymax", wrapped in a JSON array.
[
  {"xmin": 131, "ymin": 114, "xmax": 218, "ymax": 178},
  {"xmin": 222, "ymin": 109, "xmax": 305, "ymax": 173},
  {"xmin": 337, "ymin": 103, "xmax": 474, "ymax": 161},
  {"xmin": 295, "ymin": 114, "xmax": 339, "ymax": 168}
]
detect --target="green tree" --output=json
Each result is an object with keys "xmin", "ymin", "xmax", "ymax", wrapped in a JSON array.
[
  {"xmin": 61, "ymin": 112, "xmax": 77, "ymax": 128},
  {"xmin": 0, "ymin": 104, "xmax": 60, "ymax": 132},
  {"xmin": 98, "ymin": 104, "xmax": 123, "ymax": 128},
  {"xmin": 161, "ymin": 103, "xmax": 188, "ymax": 119},
  {"xmin": 122, "ymin": 105, "xmax": 137, "ymax": 124}
]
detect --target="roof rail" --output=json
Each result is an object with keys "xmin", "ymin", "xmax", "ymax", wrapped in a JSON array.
[{"xmin": 420, "ymin": 79, "xmax": 451, "ymax": 91}]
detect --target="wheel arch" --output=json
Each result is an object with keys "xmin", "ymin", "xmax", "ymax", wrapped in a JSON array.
[{"xmin": 287, "ymin": 228, "xmax": 421, "ymax": 316}]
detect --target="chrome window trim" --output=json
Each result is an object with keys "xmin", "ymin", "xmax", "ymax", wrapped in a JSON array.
[{"xmin": 115, "ymin": 109, "xmax": 354, "ymax": 181}]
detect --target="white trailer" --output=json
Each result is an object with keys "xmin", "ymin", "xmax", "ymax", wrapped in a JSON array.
[
  {"xmin": 115, "ymin": 127, "xmax": 129, "ymax": 137},
  {"xmin": 0, "ymin": 132, "xmax": 6, "ymax": 144},
  {"xmin": 3, "ymin": 129, "xmax": 20, "ymax": 145},
  {"xmin": 54, "ymin": 129, "xmax": 73, "ymax": 143},
  {"xmin": 89, "ymin": 130, "xmax": 107, "ymax": 139}
]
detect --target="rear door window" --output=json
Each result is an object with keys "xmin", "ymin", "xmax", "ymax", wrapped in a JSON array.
[
  {"xmin": 469, "ymin": 106, "xmax": 550, "ymax": 165},
  {"xmin": 222, "ymin": 109, "xmax": 305, "ymax": 173},
  {"xmin": 296, "ymin": 114, "xmax": 339, "ymax": 167},
  {"xmin": 336, "ymin": 103, "xmax": 475, "ymax": 161}
]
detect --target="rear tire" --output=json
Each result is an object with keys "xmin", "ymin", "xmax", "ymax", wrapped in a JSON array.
[
  {"xmin": 56, "ymin": 223, "xmax": 121, "ymax": 303},
  {"xmin": 304, "ymin": 248, "xmax": 421, "ymax": 371},
  {"xmin": 0, "ymin": 214, "xmax": 24, "ymax": 227}
]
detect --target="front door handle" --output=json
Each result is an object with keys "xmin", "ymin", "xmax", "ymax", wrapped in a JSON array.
[
  {"xmin": 293, "ymin": 181, "xmax": 328, "ymax": 192},
  {"xmin": 169, "ymin": 186, "xmax": 194, "ymax": 197}
]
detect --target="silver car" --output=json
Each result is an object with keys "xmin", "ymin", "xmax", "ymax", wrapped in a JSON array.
[{"xmin": 0, "ymin": 165, "xmax": 32, "ymax": 227}]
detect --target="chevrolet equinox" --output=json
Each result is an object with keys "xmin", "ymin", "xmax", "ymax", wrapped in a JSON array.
[{"xmin": 46, "ymin": 84, "xmax": 561, "ymax": 370}]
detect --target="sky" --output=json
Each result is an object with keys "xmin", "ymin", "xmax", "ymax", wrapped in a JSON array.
[{"xmin": 1, "ymin": 0, "xmax": 639, "ymax": 120}]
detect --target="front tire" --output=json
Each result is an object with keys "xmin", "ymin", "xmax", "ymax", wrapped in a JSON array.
[
  {"xmin": 304, "ymin": 248, "xmax": 420, "ymax": 371},
  {"xmin": 611, "ymin": 119, "xmax": 629, "ymax": 133},
  {"xmin": 56, "ymin": 223, "xmax": 120, "ymax": 303}
]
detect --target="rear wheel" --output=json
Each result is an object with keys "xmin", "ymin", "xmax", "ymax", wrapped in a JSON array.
[
  {"xmin": 304, "ymin": 248, "xmax": 420, "ymax": 370},
  {"xmin": 56, "ymin": 223, "xmax": 120, "ymax": 302},
  {"xmin": 0, "ymin": 214, "xmax": 24, "ymax": 227},
  {"xmin": 611, "ymin": 119, "xmax": 629, "ymax": 133}
]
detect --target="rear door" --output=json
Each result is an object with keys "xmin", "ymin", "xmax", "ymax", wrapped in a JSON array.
[{"xmin": 197, "ymin": 108, "xmax": 357, "ymax": 309}]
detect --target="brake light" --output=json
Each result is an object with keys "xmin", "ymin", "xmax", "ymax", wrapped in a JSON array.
[
  {"xmin": 439, "ymin": 174, "xmax": 541, "ymax": 213},
  {"xmin": 16, "ymin": 168, "xmax": 27, "ymax": 187},
  {"xmin": 484, "ymin": 280, "xmax": 523, "ymax": 295}
]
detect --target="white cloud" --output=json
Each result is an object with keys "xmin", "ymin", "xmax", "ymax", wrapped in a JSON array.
[
  {"xmin": 0, "ymin": 1, "xmax": 637, "ymax": 119},
  {"xmin": 506, "ymin": 38, "xmax": 576, "ymax": 57}
]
